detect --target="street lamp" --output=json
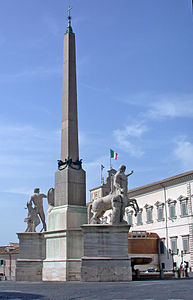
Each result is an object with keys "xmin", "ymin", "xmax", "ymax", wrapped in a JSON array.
[
  {"xmin": 181, "ymin": 250, "xmax": 187, "ymax": 264},
  {"xmin": 169, "ymin": 249, "xmax": 174, "ymax": 272},
  {"xmin": 169, "ymin": 249, "xmax": 179, "ymax": 272}
]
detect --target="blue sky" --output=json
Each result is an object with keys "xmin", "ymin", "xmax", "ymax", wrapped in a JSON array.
[{"xmin": 0, "ymin": 0, "xmax": 192, "ymax": 245}]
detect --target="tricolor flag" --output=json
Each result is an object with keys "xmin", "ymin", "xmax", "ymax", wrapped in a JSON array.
[
  {"xmin": 110, "ymin": 149, "xmax": 118, "ymax": 160},
  {"xmin": 101, "ymin": 164, "xmax": 105, "ymax": 170}
]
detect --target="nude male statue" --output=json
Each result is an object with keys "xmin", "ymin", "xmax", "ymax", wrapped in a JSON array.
[
  {"xmin": 29, "ymin": 188, "xmax": 47, "ymax": 231},
  {"xmin": 111, "ymin": 165, "xmax": 133, "ymax": 223}
]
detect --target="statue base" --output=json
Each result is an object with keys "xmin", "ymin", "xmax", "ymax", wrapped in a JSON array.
[
  {"xmin": 80, "ymin": 224, "xmax": 132, "ymax": 282},
  {"xmin": 42, "ymin": 205, "xmax": 87, "ymax": 281},
  {"xmin": 16, "ymin": 233, "xmax": 45, "ymax": 281}
]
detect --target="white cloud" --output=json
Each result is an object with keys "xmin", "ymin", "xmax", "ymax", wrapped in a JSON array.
[
  {"xmin": 116, "ymin": 124, "xmax": 148, "ymax": 138},
  {"xmin": 113, "ymin": 124, "xmax": 147, "ymax": 158},
  {"xmin": 0, "ymin": 66, "xmax": 61, "ymax": 83},
  {"xmin": 1, "ymin": 187, "xmax": 33, "ymax": 196},
  {"xmin": 123, "ymin": 92, "xmax": 193, "ymax": 120},
  {"xmin": 148, "ymin": 94, "xmax": 193, "ymax": 119},
  {"xmin": 174, "ymin": 136, "xmax": 193, "ymax": 170}
]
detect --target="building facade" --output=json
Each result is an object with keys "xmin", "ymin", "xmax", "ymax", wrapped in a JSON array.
[
  {"xmin": 0, "ymin": 243, "xmax": 19, "ymax": 280},
  {"xmin": 90, "ymin": 170, "xmax": 193, "ymax": 271}
]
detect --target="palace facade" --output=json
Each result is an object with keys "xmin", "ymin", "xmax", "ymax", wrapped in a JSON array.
[{"xmin": 90, "ymin": 170, "xmax": 193, "ymax": 272}]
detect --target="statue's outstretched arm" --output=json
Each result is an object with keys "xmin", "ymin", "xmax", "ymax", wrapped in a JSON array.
[
  {"xmin": 126, "ymin": 170, "xmax": 134, "ymax": 177},
  {"xmin": 41, "ymin": 193, "xmax": 47, "ymax": 198}
]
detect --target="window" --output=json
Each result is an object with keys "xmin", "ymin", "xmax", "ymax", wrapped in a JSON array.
[
  {"xmin": 0, "ymin": 260, "xmax": 4, "ymax": 266},
  {"xmin": 170, "ymin": 204, "xmax": 176, "ymax": 219},
  {"xmin": 181, "ymin": 201, "xmax": 188, "ymax": 216},
  {"xmin": 125, "ymin": 209, "xmax": 133, "ymax": 226},
  {"xmin": 155, "ymin": 201, "xmax": 164, "ymax": 222},
  {"xmin": 182, "ymin": 236, "xmax": 189, "ymax": 253},
  {"xmin": 161, "ymin": 263, "xmax": 165, "ymax": 270},
  {"xmin": 137, "ymin": 210, "xmax": 143, "ymax": 225},
  {"xmin": 158, "ymin": 206, "xmax": 163, "ymax": 221},
  {"xmin": 178, "ymin": 196, "xmax": 188, "ymax": 217},
  {"xmin": 128, "ymin": 213, "xmax": 133, "ymax": 226},
  {"xmin": 160, "ymin": 240, "xmax": 165, "ymax": 254},
  {"xmin": 170, "ymin": 237, "xmax": 177, "ymax": 254},
  {"xmin": 94, "ymin": 192, "xmax": 98, "ymax": 199},
  {"xmin": 168, "ymin": 199, "xmax": 177, "ymax": 219},
  {"xmin": 144, "ymin": 204, "xmax": 153, "ymax": 224},
  {"xmin": 147, "ymin": 208, "xmax": 152, "ymax": 223}
]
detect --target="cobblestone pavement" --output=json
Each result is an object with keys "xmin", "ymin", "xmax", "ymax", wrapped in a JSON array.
[{"xmin": 0, "ymin": 278, "xmax": 193, "ymax": 300}]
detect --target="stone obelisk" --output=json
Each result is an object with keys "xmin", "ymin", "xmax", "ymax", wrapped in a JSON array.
[
  {"xmin": 42, "ymin": 8, "xmax": 87, "ymax": 281},
  {"xmin": 54, "ymin": 7, "xmax": 86, "ymax": 208}
]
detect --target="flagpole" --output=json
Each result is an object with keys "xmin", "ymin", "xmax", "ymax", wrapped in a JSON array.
[{"xmin": 101, "ymin": 165, "xmax": 102, "ymax": 185}]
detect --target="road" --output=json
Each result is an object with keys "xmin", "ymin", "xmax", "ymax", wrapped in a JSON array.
[{"xmin": 0, "ymin": 278, "xmax": 192, "ymax": 299}]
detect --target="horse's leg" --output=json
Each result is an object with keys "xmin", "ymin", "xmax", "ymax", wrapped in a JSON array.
[
  {"xmin": 111, "ymin": 197, "xmax": 122, "ymax": 224},
  {"xmin": 91, "ymin": 211, "xmax": 101, "ymax": 224}
]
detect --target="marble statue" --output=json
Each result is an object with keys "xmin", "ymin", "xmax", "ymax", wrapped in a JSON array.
[
  {"xmin": 88, "ymin": 165, "xmax": 139, "ymax": 225},
  {"xmin": 29, "ymin": 188, "xmax": 47, "ymax": 231},
  {"xmin": 24, "ymin": 201, "xmax": 40, "ymax": 232}
]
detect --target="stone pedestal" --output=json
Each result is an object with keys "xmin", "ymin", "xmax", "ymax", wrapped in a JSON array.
[
  {"xmin": 42, "ymin": 204, "xmax": 87, "ymax": 281},
  {"xmin": 42, "ymin": 164, "xmax": 87, "ymax": 282},
  {"xmin": 55, "ymin": 168, "xmax": 86, "ymax": 207},
  {"xmin": 81, "ymin": 224, "xmax": 132, "ymax": 282},
  {"xmin": 42, "ymin": 228, "xmax": 84, "ymax": 281},
  {"xmin": 16, "ymin": 233, "xmax": 45, "ymax": 281}
]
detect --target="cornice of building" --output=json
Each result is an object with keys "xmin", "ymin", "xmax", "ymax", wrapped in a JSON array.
[
  {"xmin": 90, "ymin": 183, "xmax": 108, "ymax": 192},
  {"xmin": 0, "ymin": 247, "xmax": 19, "ymax": 255},
  {"xmin": 128, "ymin": 170, "xmax": 193, "ymax": 197}
]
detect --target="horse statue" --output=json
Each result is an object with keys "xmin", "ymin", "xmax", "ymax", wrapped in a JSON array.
[
  {"xmin": 88, "ymin": 193, "xmax": 139, "ymax": 225},
  {"xmin": 24, "ymin": 201, "xmax": 40, "ymax": 232},
  {"xmin": 88, "ymin": 165, "xmax": 139, "ymax": 225}
]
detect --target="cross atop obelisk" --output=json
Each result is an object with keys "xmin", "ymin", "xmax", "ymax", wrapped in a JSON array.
[
  {"xmin": 61, "ymin": 7, "xmax": 79, "ymax": 163},
  {"xmin": 66, "ymin": 6, "xmax": 73, "ymax": 33}
]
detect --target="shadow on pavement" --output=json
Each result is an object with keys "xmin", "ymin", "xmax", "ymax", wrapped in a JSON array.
[{"xmin": 0, "ymin": 292, "xmax": 47, "ymax": 299}]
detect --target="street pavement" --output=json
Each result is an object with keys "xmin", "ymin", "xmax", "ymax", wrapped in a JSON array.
[{"xmin": 0, "ymin": 278, "xmax": 193, "ymax": 300}]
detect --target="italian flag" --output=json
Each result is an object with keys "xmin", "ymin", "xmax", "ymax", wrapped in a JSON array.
[{"xmin": 110, "ymin": 149, "xmax": 118, "ymax": 160}]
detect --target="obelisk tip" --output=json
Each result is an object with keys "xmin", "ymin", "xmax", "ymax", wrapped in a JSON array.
[{"xmin": 66, "ymin": 6, "xmax": 73, "ymax": 33}]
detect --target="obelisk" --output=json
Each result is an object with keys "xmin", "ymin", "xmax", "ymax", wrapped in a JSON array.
[
  {"xmin": 42, "ymin": 8, "xmax": 87, "ymax": 281},
  {"xmin": 54, "ymin": 7, "xmax": 86, "ymax": 208},
  {"xmin": 61, "ymin": 7, "xmax": 79, "ymax": 164}
]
